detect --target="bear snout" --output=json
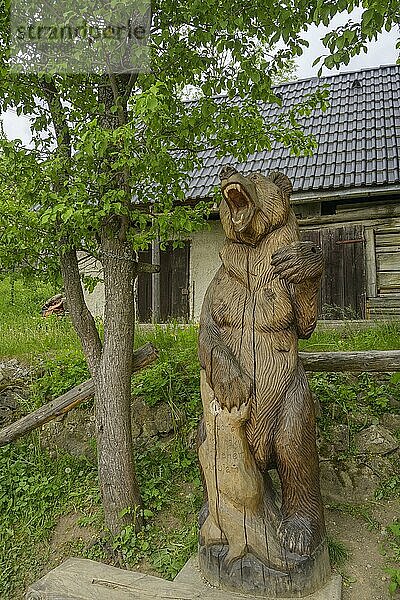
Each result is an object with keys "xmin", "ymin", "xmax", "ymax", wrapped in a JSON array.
[{"xmin": 219, "ymin": 165, "xmax": 238, "ymax": 180}]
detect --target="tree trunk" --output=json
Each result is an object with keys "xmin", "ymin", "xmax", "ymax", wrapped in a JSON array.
[
  {"xmin": 60, "ymin": 249, "xmax": 102, "ymax": 375},
  {"xmin": 95, "ymin": 231, "xmax": 143, "ymax": 535},
  {"xmin": 44, "ymin": 75, "xmax": 144, "ymax": 538},
  {"xmin": 93, "ymin": 76, "xmax": 144, "ymax": 535}
]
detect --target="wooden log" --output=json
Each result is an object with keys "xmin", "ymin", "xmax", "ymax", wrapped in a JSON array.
[
  {"xmin": 0, "ymin": 342, "xmax": 158, "ymax": 447},
  {"xmin": 377, "ymin": 251, "xmax": 400, "ymax": 271},
  {"xmin": 367, "ymin": 298, "xmax": 400, "ymax": 308},
  {"xmin": 375, "ymin": 233, "xmax": 400, "ymax": 247},
  {"xmin": 378, "ymin": 271, "xmax": 400, "ymax": 290},
  {"xmin": 300, "ymin": 350, "xmax": 400, "ymax": 372}
]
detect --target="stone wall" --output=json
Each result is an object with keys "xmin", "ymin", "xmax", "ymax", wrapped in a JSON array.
[
  {"xmin": 0, "ymin": 360, "xmax": 32, "ymax": 428},
  {"xmin": 40, "ymin": 395, "xmax": 178, "ymax": 459},
  {"xmin": 2, "ymin": 361, "xmax": 399, "ymax": 506}
]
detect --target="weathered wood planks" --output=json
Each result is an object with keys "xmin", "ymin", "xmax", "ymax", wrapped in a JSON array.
[
  {"xmin": 26, "ymin": 556, "xmax": 342, "ymax": 600},
  {"xmin": 377, "ymin": 252, "xmax": 400, "ymax": 272},
  {"xmin": 301, "ymin": 225, "xmax": 366, "ymax": 318}
]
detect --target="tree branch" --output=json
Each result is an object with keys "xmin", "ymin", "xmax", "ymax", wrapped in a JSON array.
[
  {"xmin": 40, "ymin": 76, "xmax": 102, "ymax": 375},
  {"xmin": 39, "ymin": 77, "xmax": 71, "ymax": 158},
  {"xmin": 60, "ymin": 248, "xmax": 102, "ymax": 375}
]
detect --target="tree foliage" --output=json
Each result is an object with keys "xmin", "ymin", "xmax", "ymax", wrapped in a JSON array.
[
  {"xmin": 0, "ymin": 2, "xmax": 333, "ymax": 279},
  {"xmin": 314, "ymin": 0, "xmax": 400, "ymax": 72}
]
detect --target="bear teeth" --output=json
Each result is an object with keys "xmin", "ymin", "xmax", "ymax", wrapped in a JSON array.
[{"xmin": 223, "ymin": 183, "xmax": 242, "ymax": 197}]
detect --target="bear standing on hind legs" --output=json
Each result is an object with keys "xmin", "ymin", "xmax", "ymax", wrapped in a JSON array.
[{"xmin": 198, "ymin": 166, "xmax": 329, "ymax": 595}]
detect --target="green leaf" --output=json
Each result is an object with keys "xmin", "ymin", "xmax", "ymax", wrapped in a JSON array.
[{"xmin": 390, "ymin": 372, "xmax": 400, "ymax": 384}]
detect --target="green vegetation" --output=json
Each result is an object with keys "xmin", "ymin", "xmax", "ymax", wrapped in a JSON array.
[
  {"xmin": 0, "ymin": 425, "xmax": 203, "ymax": 598},
  {"xmin": 0, "ymin": 0, "xmax": 398, "ymax": 584},
  {"xmin": 375, "ymin": 475, "xmax": 400, "ymax": 501},
  {"xmin": 3, "ymin": 276, "xmax": 400, "ymax": 364},
  {"xmin": 0, "ymin": 278, "xmax": 81, "ymax": 362},
  {"xmin": 0, "ymin": 437, "xmax": 99, "ymax": 598},
  {"xmin": 30, "ymin": 356, "xmax": 90, "ymax": 408},
  {"xmin": 310, "ymin": 370, "xmax": 400, "ymax": 429},
  {"xmin": 109, "ymin": 437, "xmax": 202, "ymax": 578},
  {"xmin": 0, "ymin": 293, "xmax": 205, "ymax": 598},
  {"xmin": 299, "ymin": 321, "xmax": 400, "ymax": 352},
  {"xmin": 383, "ymin": 520, "xmax": 400, "ymax": 596},
  {"xmin": 1, "ymin": 283, "xmax": 400, "ymax": 597},
  {"xmin": 326, "ymin": 536, "xmax": 349, "ymax": 568}
]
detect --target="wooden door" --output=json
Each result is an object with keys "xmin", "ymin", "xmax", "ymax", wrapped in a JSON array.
[
  {"xmin": 301, "ymin": 225, "xmax": 366, "ymax": 319},
  {"xmin": 159, "ymin": 243, "xmax": 190, "ymax": 321},
  {"xmin": 136, "ymin": 242, "xmax": 190, "ymax": 322}
]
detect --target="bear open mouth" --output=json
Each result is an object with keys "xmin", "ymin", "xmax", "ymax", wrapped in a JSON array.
[{"xmin": 222, "ymin": 183, "xmax": 255, "ymax": 232}]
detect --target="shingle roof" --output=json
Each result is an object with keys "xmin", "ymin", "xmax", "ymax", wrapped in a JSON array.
[{"xmin": 186, "ymin": 64, "xmax": 400, "ymax": 199}]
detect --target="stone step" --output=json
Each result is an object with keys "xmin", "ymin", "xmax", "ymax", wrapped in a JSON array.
[{"xmin": 25, "ymin": 556, "xmax": 341, "ymax": 600}]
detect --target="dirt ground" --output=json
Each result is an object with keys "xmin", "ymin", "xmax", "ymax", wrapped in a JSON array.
[{"xmin": 326, "ymin": 499, "xmax": 399, "ymax": 600}]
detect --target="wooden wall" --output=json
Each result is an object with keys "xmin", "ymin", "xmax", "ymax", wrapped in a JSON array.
[
  {"xmin": 297, "ymin": 197, "xmax": 400, "ymax": 321},
  {"xmin": 366, "ymin": 225, "xmax": 400, "ymax": 319},
  {"xmin": 300, "ymin": 225, "xmax": 366, "ymax": 319},
  {"xmin": 375, "ymin": 228, "xmax": 400, "ymax": 294}
]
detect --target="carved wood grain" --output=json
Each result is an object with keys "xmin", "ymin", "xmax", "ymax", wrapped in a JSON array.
[{"xmin": 198, "ymin": 168, "xmax": 330, "ymax": 597}]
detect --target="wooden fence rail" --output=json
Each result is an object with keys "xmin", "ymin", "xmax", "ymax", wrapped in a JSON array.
[
  {"xmin": 300, "ymin": 349, "xmax": 400, "ymax": 372},
  {"xmin": 0, "ymin": 348, "xmax": 399, "ymax": 447}
]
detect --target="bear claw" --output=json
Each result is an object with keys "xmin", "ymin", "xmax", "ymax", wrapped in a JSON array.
[{"xmin": 278, "ymin": 515, "xmax": 315, "ymax": 557}]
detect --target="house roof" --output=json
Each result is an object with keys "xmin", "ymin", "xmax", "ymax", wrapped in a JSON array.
[{"xmin": 186, "ymin": 64, "xmax": 400, "ymax": 200}]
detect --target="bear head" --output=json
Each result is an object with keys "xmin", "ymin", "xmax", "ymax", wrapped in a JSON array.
[{"xmin": 219, "ymin": 167, "xmax": 293, "ymax": 246}]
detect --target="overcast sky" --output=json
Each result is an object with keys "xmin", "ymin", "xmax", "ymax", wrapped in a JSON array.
[
  {"xmin": 1, "ymin": 11, "xmax": 399, "ymax": 146},
  {"xmin": 296, "ymin": 11, "xmax": 399, "ymax": 79}
]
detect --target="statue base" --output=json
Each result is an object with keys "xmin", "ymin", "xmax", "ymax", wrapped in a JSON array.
[
  {"xmin": 177, "ymin": 556, "xmax": 341, "ymax": 599},
  {"xmin": 198, "ymin": 542, "xmax": 331, "ymax": 598}
]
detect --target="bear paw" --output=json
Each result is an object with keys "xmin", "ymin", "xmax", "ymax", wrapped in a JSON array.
[{"xmin": 278, "ymin": 515, "xmax": 315, "ymax": 556}]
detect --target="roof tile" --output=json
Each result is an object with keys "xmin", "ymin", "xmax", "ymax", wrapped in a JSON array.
[{"xmin": 186, "ymin": 65, "xmax": 400, "ymax": 198}]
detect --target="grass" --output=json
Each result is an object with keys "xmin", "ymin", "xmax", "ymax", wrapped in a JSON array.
[
  {"xmin": 0, "ymin": 277, "xmax": 82, "ymax": 362},
  {"xmin": 299, "ymin": 321, "xmax": 400, "ymax": 352},
  {"xmin": 0, "ymin": 288, "xmax": 205, "ymax": 598},
  {"xmin": 1, "ymin": 275, "xmax": 400, "ymax": 363},
  {"xmin": 0, "ymin": 434, "xmax": 100, "ymax": 598},
  {"xmin": 327, "ymin": 535, "xmax": 349, "ymax": 568},
  {"xmin": 384, "ymin": 520, "xmax": 400, "ymax": 595},
  {"xmin": 0, "ymin": 429, "xmax": 203, "ymax": 598}
]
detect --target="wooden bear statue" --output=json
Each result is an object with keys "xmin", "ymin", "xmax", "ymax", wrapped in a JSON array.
[{"xmin": 197, "ymin": 167, "xmax": 330, "ymax": 597}]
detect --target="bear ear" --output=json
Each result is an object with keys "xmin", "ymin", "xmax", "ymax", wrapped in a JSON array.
[{"xmin": 268, "ymin": 171, "xmax": 293, "ymax": 197}]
